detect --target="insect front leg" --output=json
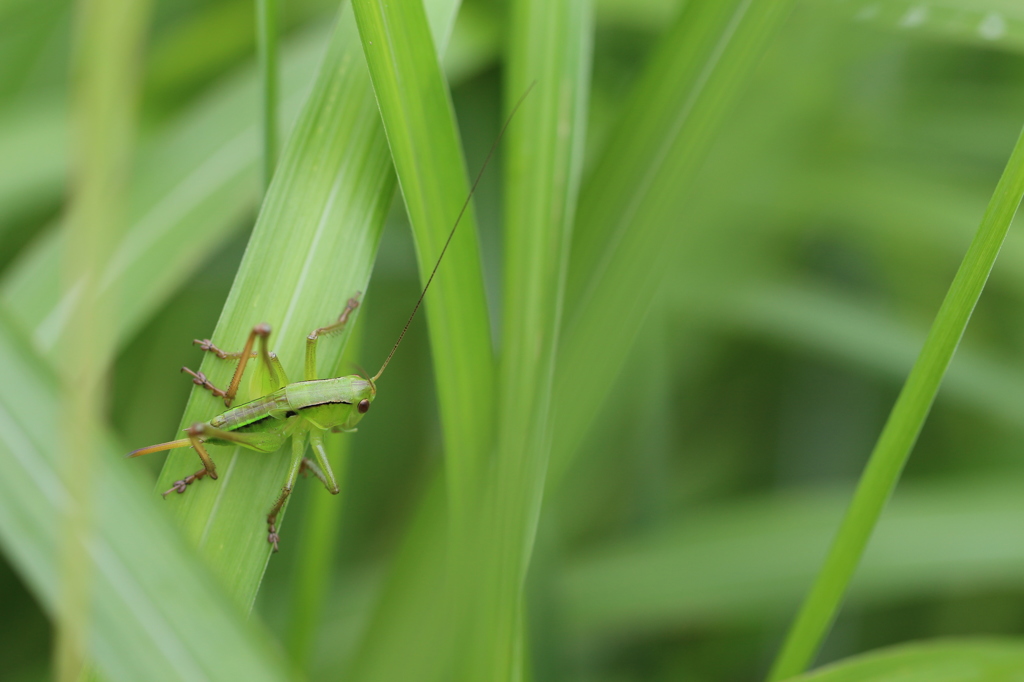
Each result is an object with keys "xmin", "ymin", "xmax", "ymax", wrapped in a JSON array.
[
  {"xmin": 305, "ymin": 295, "xmax": 360, "ymax": 381},
  {"xmin": 266, "ymin": 433, "xmax": 307, "ymax": 552},
  {"xmin": 183, "ymin": 323, "xmax": 281, "ymax": 406}
]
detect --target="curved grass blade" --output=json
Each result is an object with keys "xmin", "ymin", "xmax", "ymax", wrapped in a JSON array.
[
  {"xmin": 0, "ymin": 315, "xmax": 289, "ymax": 682},
  {"xmin": 335, "ymin": 0, "xmax": 489, "ymax": 677},
  {"xmin": 156, "ymin": 5, "xmax": 396, "ymax": 609},
  {"xmin": 352, "ymin": 0, "xmax": 494, "ymax": 525},
  {"xmin": 767, "ymin": 122, "xmax": 1024, "ymax": 679}
]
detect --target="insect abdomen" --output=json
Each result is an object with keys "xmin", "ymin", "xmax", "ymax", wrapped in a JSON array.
[{"xmin": 212, "ymin": 389, "xmax": 290, "ymax": 430}]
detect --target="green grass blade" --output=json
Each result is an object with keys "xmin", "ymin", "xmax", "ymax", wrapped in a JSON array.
[
  {"xmin": 351, "ymin": 0, "xmax": 493, "ymax": 524},
  {"xmin": 791, "ymin": 639, "xmax": 1024, "ymax": 682},
  {"xmin": 473, "ymin": 0, "xmax": 592, "ymax": 676},
  {"xmin": 768, "ymin": 122, "xmax": 1024, "ymax": 681},
  {"xmin": 0, "ymin": 20, "xmax": 499, "ymax": 362},
  {"xmin": 332, "ymin": 0, "xmax": 493, "ymax": 677},
  {"xmin": 0, "ymin": 315, "xmax": 290, "ymax": 682},
  {"xmin": 550, "ymin": 0, "xmax": 796, "ymax": 484},
  {"xmin": 156, "ymin": 6, "xmax": 396, "ymax": 609},
  {"xmin": 255, "ymin": 0, "xmax": 279, "ymax": 192}
]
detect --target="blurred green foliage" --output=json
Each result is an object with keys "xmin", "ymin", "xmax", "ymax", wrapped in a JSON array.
[{"xmin": 5, "ymin": 0, "xmax": 1024, "ymax": 680}]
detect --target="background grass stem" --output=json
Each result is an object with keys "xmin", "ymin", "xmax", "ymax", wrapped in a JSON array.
[
  {"xmin": 255, "ymin": 0, "xmax": 278, "ymax": 193},
  {"xmin": 58, "ymin": 0, "xmax": 149, "ymax": 677},
  {"xmin": 468, "ymin": 0, "xmax": 592, "ymax": 677}
]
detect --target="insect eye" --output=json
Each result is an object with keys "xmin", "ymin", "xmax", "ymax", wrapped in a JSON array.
[{"xmin": 358, "ymin": 399, "xmax": 370, "ymax": 414}]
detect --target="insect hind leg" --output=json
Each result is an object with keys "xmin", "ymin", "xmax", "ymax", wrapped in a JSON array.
[
  {"xmin": 188, "ymin": 422, "xmax": 286, "ymax": 454},
  {"xmin": 167, "ymin": 421, "xmax": 288, "ymax": 499},
  {"xmin": 185, "ymin": 423, "xmax": 219, "ymax": 479}
]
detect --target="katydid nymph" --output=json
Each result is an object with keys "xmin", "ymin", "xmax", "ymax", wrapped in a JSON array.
[{"xmin": 127, "ymin": 85, "xmax": 533, "ymax": 552}]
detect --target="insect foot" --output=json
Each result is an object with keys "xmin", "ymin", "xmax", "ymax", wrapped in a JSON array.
[
  {"xmin": 193, "ymin": 338, "xmax": 229, "ymax": 358},
  {"xmin": 193, "ymin": 338, "xmax": 259, "ymax": 359},
  {"xmin": 267, "ymin": 523, "xmax": 280, "ymax": 553},
  {"xmin": 161, "ymin": 467, "xmax": 209, "ymax": 498},
  {"xmin": 181, "ymin": 366, "xmax": 228, "ymax": 399}
]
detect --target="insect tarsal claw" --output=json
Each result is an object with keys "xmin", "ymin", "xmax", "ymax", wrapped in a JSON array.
[
  {"xmin": 267, "ymin": 526, "xmax": 280, "ymax": 552},
  {"xmin": 162, "ymin": 480, "xmax": 187, "ymax": 498}
]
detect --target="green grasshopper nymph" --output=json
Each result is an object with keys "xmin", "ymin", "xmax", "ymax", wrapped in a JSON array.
[{"xmin": 127, "ymin": 84, "xmax": 534, "ymax": 552}]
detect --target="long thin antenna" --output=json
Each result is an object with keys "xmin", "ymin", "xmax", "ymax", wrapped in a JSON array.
[{"xmin": 372, "ymin": 81, "xmax": 535, "ymax": 383}]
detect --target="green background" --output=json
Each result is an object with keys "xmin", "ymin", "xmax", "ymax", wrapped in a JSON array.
[{"xmin": 5, "ymin": 0, "xmax": 1024, "ymax": 680}]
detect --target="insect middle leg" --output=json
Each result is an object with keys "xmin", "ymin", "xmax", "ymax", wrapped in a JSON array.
[
  {"xmin": 305, "ymin": 295, "xmax": 360, "ymax": 381},
  {"xmin": 184, "ymin": 323, "xmax": 285, "ymax": 406},
  {"xmin": 266, "ymin": 433, "xmax": 307, "ymax": 552}
]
